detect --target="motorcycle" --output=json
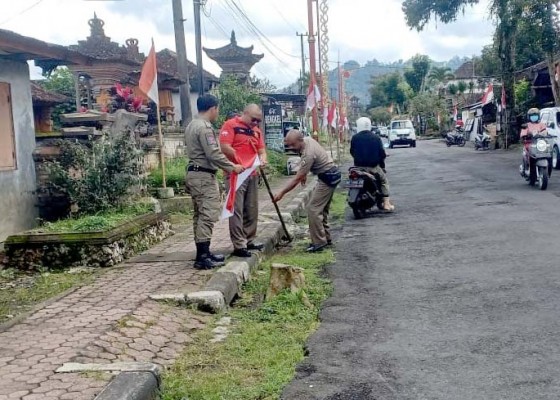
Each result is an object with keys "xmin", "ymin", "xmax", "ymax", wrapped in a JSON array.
[
  {"xmin": 520, "ymin": 131, "xmax": 556, "ymax": 190},
  {"xmin": 446, "ymin": 128, "xmax": 466, "ymax": 147},
  {"xmin": 344, "ymin": 167, "xmax": 385, "ymax": 219},
  {"xmin": 474, "ymin": 130, "xmax": 491, "ymax": 151}
]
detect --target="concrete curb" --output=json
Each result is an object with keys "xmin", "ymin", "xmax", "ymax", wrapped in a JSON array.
[
  {"xmin": 55, "ymin": 362, "xmax": 161, "ymax": 400},
  {"xmin": 94, "ymin": 372, "xmax": 159, "ymax": 400},
  {"xmin": 153, "ymin": 178, "xmax": 317, "ymax": 313}
]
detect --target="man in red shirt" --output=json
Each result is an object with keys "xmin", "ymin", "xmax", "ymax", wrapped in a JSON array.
[{"xmin": 220, "ymin": 104, "xmax": 268, "ymax": 257}]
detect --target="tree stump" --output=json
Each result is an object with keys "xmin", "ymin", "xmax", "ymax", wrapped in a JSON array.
[{"xmin": 266, "ymin": 263, "xmax": 312, "ymax": 308}]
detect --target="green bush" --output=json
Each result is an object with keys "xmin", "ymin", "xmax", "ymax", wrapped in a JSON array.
[
  {"xmin": 266, "ymin": 150, "xmax": 288, "ymax": 178},
  {"xmin": 148, "ymin": 157, "xmax": 188, "ymax": 191},
  {"xmin": 45, "ymin": 133, "xmax": 144, "ymax": 216}
]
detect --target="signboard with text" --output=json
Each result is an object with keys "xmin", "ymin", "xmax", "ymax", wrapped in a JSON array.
[{"xmin": 263, "ymin": 104, "xmax": 284, "ymax": 152}]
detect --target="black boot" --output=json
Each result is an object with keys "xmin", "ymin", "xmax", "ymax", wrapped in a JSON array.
[
  {"xmin": 208, "ymin": 243, "xmax": 225, "ymax": 263},
  {"xmin": 194, "ymin": 242, "xmax": 224, "ymax": 270}
]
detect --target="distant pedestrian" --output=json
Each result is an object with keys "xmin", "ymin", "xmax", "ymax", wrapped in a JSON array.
[
  {"xmin": 185, "ymin": 94, "xmax": 244, "ymax": 270},
  {"xmin": 219, "ymin": 104, "xmax": 268, "ymax": 257},
  {"xmin": 273, "ymin": 130, "xmax": 341, "ymax": 253}
]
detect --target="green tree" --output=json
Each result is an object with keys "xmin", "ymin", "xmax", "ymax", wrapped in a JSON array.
[
  {"xmin": 213, "ymin": 76, "xmax": 261, "ymax": 126},
  {"xmin": 408, "ymin": 92, "xmax": 448, "ymax": 131},
  {"xmin": 428, "ymin": 66, "xmax": 454, "ymax": 87},
  {"xmin": 404, "ymin": 54, "xmax": 431, "ymax": 93},
  {"xmin": 447, "ymin": 83, "xmax": 458, "ymax": 96},
  {"xmin": 369, "ymin": 72, "xmax": 412, "ymax": 112},
  {"xmin": 368, "ymin": 107, "xmax": 392, "ymax": 125},
  {"xmin": 40, "ymin": 67, "xmax": 76, "ymax": 127},
  {"xmin": 472, "ymin": 44, "xmax": 501, "ymax": 77}
]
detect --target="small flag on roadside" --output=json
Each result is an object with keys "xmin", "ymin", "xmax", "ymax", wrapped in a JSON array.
[
  {"xmin": 481, "ymin": 83, "xmax": 494, "ymax": 106},
  {"xmin": 139, "ymin": 39, "xmax": 159, "ymax": 105},
  {"xmin": 501, "ymin": 85, "xmax": 506, "ymax": 110},
  {"xmin": 306, "ymin": 81, "xmax": 321, "ymax": 111}
]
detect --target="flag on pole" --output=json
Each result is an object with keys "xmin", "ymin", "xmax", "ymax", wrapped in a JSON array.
[
  {"xmin": 328, "ymin": 101, "xmax": 338, "ymax": 128},
  {"xmin": 481, "ymin": 83, "xmax": 494, "ymax": 106},
  {"xmin": 221, "ymin": 155, "xmax": 261, "ymax": 220},
  {"xmin": 306, "ymin": 81, "xmax": 321, "ymax": 111},
  {"xmin": 139, "ymin": 40, "xmax": 159, "ymax": 105},
  {"xmin": 453, "ymin": 105, "xmax": 458, "ymax": 121},
  {"xmin": 501, "ymin": 85, "xmax": 506, "ymax": 110},
  {"xmin": 322, "ymin": 105, "xmax": 329, "ymax": 129}
]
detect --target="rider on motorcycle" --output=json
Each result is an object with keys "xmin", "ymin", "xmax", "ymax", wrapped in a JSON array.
[
  {"xmin": 350, "ymin": 117, "xmax": 395, "ymax": 211},
  {"xmin": 520, "ymin": 108, "xmax": 547, "ymax": 139},
  {"xmin": 520, "ymin": 108, "xmax": 548, "ymax": 171}
]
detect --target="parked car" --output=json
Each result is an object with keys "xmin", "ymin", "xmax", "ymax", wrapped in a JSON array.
[
  {"xmin": 388, "ymin": 119, "xmax": 416, "ymax": 148},
  {"xmin": 539, "ymin": 107, "xmax": 560, "ymax": 169},
  {"xmin": 379, "ymin": 126, "xmax": 388, "ymax": 137}
]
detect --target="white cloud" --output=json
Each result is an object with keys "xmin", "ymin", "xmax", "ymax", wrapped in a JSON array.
[{"xmin": 2, "ymin": 0, "xmax": 494, "ymax": 89}]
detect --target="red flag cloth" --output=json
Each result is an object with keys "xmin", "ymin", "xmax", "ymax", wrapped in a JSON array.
[
  {"xmin": 221, "ymin": 154, "xmax": 261, "ymax": 220},
  {"xmin": 481, "ymin": 83, "xmax": 494, "ymax": 106},
  {"xmin": 139, "ymin": 40, "xmax": 159, "ymax": 105}
]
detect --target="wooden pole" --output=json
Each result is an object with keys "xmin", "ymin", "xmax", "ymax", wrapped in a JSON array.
[
  {"xmin": 156, "ymin": 101, "xmax": 167, "ymax": 188},
  {"xmin": 307, "ymin": 0, "xmax": 319, "ymax": 137}
]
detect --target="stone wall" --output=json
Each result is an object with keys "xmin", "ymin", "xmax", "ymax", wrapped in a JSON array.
[
  {"xmin": 4, "ymin": 213, "xmax": 172, "ymax": 271},
  {"xmin": 0, "ymin": 59, "xmax": 39, "ymax": 242}
]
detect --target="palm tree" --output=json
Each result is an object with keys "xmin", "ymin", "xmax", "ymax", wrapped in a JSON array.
[{"xmin": 428, "ymin": 66, "xmax": 455, "ymax": 87}]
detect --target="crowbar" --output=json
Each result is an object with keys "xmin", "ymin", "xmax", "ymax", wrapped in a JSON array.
[{"xmin": 259, "ymin": 167, "xmax": 293, "ymax": 243}]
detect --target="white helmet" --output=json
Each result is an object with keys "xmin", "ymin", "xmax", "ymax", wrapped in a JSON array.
[{"xmin": 356, "ymin": 117, "xmax": 372, "ymax": 133}]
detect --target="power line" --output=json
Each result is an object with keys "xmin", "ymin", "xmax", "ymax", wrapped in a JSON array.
[
  {"xmin": 202, "ymin": 3, "xmax": 295, "ymax": 83},
  {"xmin": 217, "ymin": 0, "xmax": 299, "ymax": 79},
  {"xmin": 0, "ymin": 0, "xmax": 45, "ymax": 26},
  {"xmin": 228, "ymin": 0, "xmax": 300, "ymax": 59}
]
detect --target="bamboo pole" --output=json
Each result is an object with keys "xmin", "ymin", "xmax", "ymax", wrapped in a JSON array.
[{"xmin": 156, "ymin": 101, "xmax": 167, "ymax": 188}]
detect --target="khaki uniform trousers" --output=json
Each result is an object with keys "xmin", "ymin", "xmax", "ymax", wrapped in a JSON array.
[
  {"xmin": 364, "ymin": 166, "xmax": 390, "ymax": 197},
  {"xmin": 307, "ymin": 180, "xmax": 337, "ymax": 246},
  {"xmin": 185, "ymin": 171, "xmax": 221, "ymax": 243},
  {"xmin": 226, "ymin": 175, "xmax": 259, "ymax": 249}
]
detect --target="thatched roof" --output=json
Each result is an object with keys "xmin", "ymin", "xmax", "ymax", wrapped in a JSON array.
[{"xmin": 30, "ymin": 82, "xmax": 70, "ymax": 105}]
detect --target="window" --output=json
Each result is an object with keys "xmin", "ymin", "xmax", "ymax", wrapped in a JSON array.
[
  {"xmin": 0, "ymin": 82, "xmax": 16, "ymax": 171},
  {"xmin": 391, "ymin": 121, "xmax": 413, "ymax": 130}
]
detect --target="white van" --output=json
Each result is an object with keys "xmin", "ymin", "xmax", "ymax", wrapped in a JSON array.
[
  {"xmin": 539, "ymin": 107, "xmax": 560, "ymax": 169},
  {"xmin": 389, "ymin": 119, "xmax": 417, "ymax": 148}
]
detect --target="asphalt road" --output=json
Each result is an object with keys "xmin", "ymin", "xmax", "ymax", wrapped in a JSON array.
[{"xmin": 282, "ymin": 139, "xmax": 560, "ymax": 400}]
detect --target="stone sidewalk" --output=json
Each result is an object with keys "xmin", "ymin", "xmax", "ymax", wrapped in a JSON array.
[{"xmin": 0, "ymin": 175, "xmax": 302, "ymax": 400}]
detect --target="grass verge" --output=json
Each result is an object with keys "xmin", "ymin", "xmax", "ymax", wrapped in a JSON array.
[
  {"xmin": 31, "ymin": 201, "xmax": 154, "ymax": 233},
  {"xmin": 161, "ymin": 243, "xmax": 335, "ymax": 400},
  {"xmin": 0, "ymin": 268, "xmax": 97, "ymax": 323}
]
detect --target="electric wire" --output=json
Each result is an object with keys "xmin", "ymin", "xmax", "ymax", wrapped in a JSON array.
[{"xmin": 0, "ymin": 0, "xmax": 45, "ymax": 26}]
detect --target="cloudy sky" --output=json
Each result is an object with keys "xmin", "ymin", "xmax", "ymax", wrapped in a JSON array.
[{"xmin": 2, "ymin": 0, "xmax": 494, "ymax": 88}]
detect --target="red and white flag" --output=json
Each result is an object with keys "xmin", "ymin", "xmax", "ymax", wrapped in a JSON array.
[
  {"xmin": 501, "ymin": 85, "xmax": 506, "ymax": 110},
  {"xmin": 139, "ymin": 40, "xmax": 159, "ymax": 105},
  {"xmin": 221, "ymin": 155, "xmax": 261, "ymax": 220},
  {"xmin": 306, "ymin": 81, "xmax": 321, "ymax": 111},
  {"xmin": 322, "ymin": 105, "xmax": 329, "ymax": 129},
  {"xmin": 481, "ymin": 83, "xmax": 494, "ymax": 106}
]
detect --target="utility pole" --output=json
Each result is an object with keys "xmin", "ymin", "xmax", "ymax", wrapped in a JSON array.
[
  {"xmin": 296, "ymin": 32, "xmax": 308, "ymax": 94},
  {"xmin": 307, "ymin": 0, "xmax": 319, "ymax": 138},
  {"xmin": 172, "ymin": 0, "xmax": 193, "ymax": 126},
  {"xmin": 193, "ymin": 0, "xmax": 205, "ymax": 97}
]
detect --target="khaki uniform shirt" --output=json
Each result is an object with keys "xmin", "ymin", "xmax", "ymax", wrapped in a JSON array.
[
  {"xmin": 299, "ymin": 137, "xmax": 334, "ymax": 175},
  {"xmin": 185, "ymin": 118, "xmax": 234, "ymax": 172}
]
